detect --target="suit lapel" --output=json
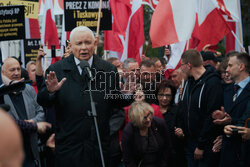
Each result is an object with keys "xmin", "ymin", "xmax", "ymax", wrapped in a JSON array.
[
  {"xmin": 22, "ymin": 90, "xmax": 31, "ymax": 119},
  {"xmin": 62, "ymin": 55, "xmax": 83, "ymax": 87},
  {"xmin": 230, "ymin": 82, "xmax": 250, "ymax": 113},
  {"xmin": 3, "ymin": 95, "xmax": 19, "ymax": 119},
  {"xmin": 91, "ymin": 55, "xmax": 105, "ymax": 76}
]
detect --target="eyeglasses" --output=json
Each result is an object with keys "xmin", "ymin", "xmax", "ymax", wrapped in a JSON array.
[
  {"xmin": 143, "ymin": 112, "xmax": 153, "ymax": 121},
  {"xmin": 158, "ymin": 94, "xmax": 172, "ymax": 98}
]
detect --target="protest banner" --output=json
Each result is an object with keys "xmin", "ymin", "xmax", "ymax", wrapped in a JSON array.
[
  {"xmin": 23, "ymin": 38, "xmax": 40, "ymax": 65},
  {"xmin": 0, "ymin": 5, "xmax": 25, "ymax": 41},
  {"xmin": 64, "ymin": 0, "xmax": 112, "ymax": 31},
  {"xmin": 0, "ymin": 0, "xmax": 39, "ymax": 19}
]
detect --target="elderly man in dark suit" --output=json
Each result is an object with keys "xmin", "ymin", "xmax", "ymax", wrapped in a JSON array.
[
  {"xmin": 37, "ymin": 26, "xmax": 131, "ymax": 167},
  {"xmin": 1, "ymin": 58, "xmax": 46, "ymax": 167}
]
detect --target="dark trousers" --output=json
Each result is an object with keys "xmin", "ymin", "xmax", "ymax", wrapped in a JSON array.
[{"xmin": 185, "ymin": 138, "xmax": 219, "ymax": 167}]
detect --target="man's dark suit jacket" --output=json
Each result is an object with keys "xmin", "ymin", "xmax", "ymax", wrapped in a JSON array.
[
  {"xmin": 37, "ymin": 54, "xmax": 130, "ymax": 167},
  {"xmin": 220, "ymin": 82, "xmax": 250, "ymax": 167}
]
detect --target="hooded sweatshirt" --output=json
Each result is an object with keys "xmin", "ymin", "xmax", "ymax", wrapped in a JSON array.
[{"xmin": 181, "ymin": 65, "xmax": 223, "ymax": 150}]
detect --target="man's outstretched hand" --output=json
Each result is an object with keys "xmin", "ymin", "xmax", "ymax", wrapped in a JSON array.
[{"xmin": 46, "ymin": 71, "xmax": 66, "ymax": 93}]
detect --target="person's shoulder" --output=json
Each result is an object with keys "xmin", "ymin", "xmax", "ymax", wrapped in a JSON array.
[
  {"xmin": 93, "ymin": 55, "xmax": 117, "ymax": 72},
  {"xmin": 123, "ymin": 122, "xmax": 134, "ymax": 134},
  {"xmin": 23, "ymin": 84, "xmax": 37, "ymax": 97},
  {"xmin": 25, "ymin": 84, "xmax": 35, "ymax": 92},
  {"xmin": 204, "ymin": 70, "xmax": 222, "ymax": 87},
  {"xmin": 152, "ymin": 116, "xmax": 165, "ymax": 126},
  {"xmin": 245, "ymin": 81, "xmax": 250, "ymax": 90},
  {"xmin": 48, "ymin": 54, "xmax": 74, "ymax": 70}
]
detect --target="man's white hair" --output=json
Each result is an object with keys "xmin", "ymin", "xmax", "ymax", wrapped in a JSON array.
[
  {"xmin": 70, "ymin": 26, "xmax": 95, "ymax": 41},
  {"xmin": 26, "ymin": 61, "xmax": 36, "ymax": 70}
]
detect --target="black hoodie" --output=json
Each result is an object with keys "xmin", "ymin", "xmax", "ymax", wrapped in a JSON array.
[{"xmin": 181, "ymin": 65, "xmax": 223, "ymax": 150}]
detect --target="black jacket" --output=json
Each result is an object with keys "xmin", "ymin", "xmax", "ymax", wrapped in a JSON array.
[
  {"xmin": 37, "ymin": 55, "xmax": 131, "ymax": 167},
  {"xmin": 180, "ymin": 66, "xmax": 223, "ymax": 149},
  {"xmin": 220, "ymin": 81, "xmax": 250, "ymax": 167},
  {"xmin": 122, "ymin": 117, "xmax": 171, "ymax": 167}
]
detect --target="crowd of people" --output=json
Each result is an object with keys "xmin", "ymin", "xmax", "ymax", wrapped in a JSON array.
[{"xmin": 0, "ymin": 26, "xmax": 249, "ymax": 167}]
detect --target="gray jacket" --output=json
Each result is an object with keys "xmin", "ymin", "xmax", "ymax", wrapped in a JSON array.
[{"xmin": 4, "ymin": 84, "xmax": 45, "ymax": 166}]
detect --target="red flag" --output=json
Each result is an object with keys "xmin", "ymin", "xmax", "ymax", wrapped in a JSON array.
[
  {"xmin": 105, "ymin": 0, "xmax": 144, "ymax": 63},
  {"xmin": 150, "ymin": 0, "xmax": 196, "ymax": 48},
  {"xmin": 25, "ymin": 18, "xmax": 41, "ymax": 39},
  {"xmin": 120, "ymin": 0, "xmax": 144, "ymax": 63},
  {"xmin": 104, "ymin": 31, "xmax": 123, "ymax": 53},
  {"xmin": 110, "ymin": 0, "xmax": 131, "ymax": 36},
  {"xmin": 225, "ymin": 22, "xmax": 236, "ymax": 53},
  {"xmin": 194, "ymin": 0, "xmax": 231, "ymax": 51},
  {"xmin": 41, "ymin": 0, "xmax": 59, "ymax": 49}
]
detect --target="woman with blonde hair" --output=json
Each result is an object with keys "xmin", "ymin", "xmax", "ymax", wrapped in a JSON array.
[{"xmin": 122, "ymin": 101, "xmax": 171, "ymax": 167}]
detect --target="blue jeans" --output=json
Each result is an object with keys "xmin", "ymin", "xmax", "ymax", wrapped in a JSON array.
[{"xmin": 185, "ymin": 139, "xmax": 220, "ymax": 167}]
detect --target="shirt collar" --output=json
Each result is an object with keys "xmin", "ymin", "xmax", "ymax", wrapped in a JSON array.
[
  {"xmin": 237, "ymin": 76, "xmax": 250, "ymax": 89},
  {"xmin": 74, "ymin": 56, "xmax": 93, "ymax": 68}
]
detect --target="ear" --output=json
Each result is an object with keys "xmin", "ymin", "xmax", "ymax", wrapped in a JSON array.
[
  {"xmin": 239, "ymin": 63, "xmax": 245, "ymax": 72},
  {"xmin": 94, "ymin": 36, "xmax": 99, "ymax": 47}
]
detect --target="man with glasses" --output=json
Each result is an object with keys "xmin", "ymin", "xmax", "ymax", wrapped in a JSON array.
[{"xmin": 177, "ymin": 49, "xmax": 223, "ymax": 167}]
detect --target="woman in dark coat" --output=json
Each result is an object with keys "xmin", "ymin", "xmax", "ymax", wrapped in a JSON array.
[
  {"xmin": 122, "ymin": 101, "xmax": 171, "ymax": 167},
  {"xmin": 157, "ymin": 80, "xmax": 187, "ymax": 167}
]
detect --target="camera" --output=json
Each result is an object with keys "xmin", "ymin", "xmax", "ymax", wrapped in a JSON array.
[{"xmin": 232, "ymin": 128, "xmax": 239, "ymax": 135}]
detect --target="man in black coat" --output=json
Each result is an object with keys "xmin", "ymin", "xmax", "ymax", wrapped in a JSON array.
[
  {"xmin": 217, "ymin": 52, "xmax": 250, "ymax": 167},
  {"xmin": 177, "ymin": 49, "xmax": 223, "ymax": 167},
  {"xmin": 37, "ymin": 26, "xmax": 131, "ymax": 167}
]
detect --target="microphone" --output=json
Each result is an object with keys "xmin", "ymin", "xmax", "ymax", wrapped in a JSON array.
[{"xmin": 79, "ymin": 60, "xmax": 93, "ymax": 81}]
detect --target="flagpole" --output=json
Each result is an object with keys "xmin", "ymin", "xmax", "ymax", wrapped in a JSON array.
[
  {"xmin": 185, "ymin": 39, "xmax": 189, "ymax": 50},
  {"xmin": 95, "ymin": 0, "xmax": 103, "ymax": 54},
  {"xmin": 236, "ymin": 0, "xmax": 243, "ymax": 44},
  {"xmin": 44, "ymin": 45, "xmax": 48, "ymax": 71},
  {"xmin": 231, "ymin": 30, "xmax": 244, "ymax": 49},
  {"xmin": 144, "ymin": 38, "xmax": 151, "ymax": 57}
]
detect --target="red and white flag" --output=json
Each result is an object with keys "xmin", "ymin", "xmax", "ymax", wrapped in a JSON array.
[
  {"xmin": 150, "ymin": 0, "xmax": 196, "ymax": 48},
  {"xmin": 120, "ymin": 0, "xmax": 144, "ymax": 63},
  {"xmin": 193, "ymin": 0, "xmax": 231, "ymax": 51},
  {"xmin": 25, "ymin": 18, "xmax": 41, "ymax": 39},
  {"xmin": 41, "ymin": 0, "xmax": 60, "ymax": 49},
  {"xmin": 109, "ymin": 0, "xmax": 131, "ymax": 36},
  {"xmin": 105, "ymin": 0, "xmax": 144, "ymax": 63},
  {"xmin": 104, "ymin": 0, "xmax": 130, "ymax": 59},
  {"xmin": 212, "ymin": 0, "xmax": 243, "ymax": 52},
  {"xmin": 104, "ymin": 31, "xmax": 123, "ymax": 53}
]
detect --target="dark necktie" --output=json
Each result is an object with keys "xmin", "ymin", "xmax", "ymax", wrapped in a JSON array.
[{"xmin": 233, "ymin": 84, "xmax": 240, "ymax": 102}]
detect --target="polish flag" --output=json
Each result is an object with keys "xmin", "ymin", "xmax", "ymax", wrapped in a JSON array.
[
  {"xmin": 109, "ymin": 0, "xmax": 131, "ymax": 36},
  {"xmin": 41, "ymin": 0, "xmax": 60, "ymax": 49},
  {"xmin": 150, "ymin": 0, "xmax": 196, "ymax": 48},
  {"xmin": 105, "ymin": 0, "xmax": 144, "ymax": 63},
  {"xmin": 25, "ymin": 18, "xmax": 41, "ymax": 39},
  {"xmin": 120, "ymin": 0, "xmax": 144, "ymax": 63},
  {"xmin": 39, "ymin": 0, "xmax": 45, "ymax": 16},
  {"xmin": 104, "ymin": 0, "xmax": 130, "ymax": 59},
  {"xmin": 193, "ymin": 0, "xmax": 231, "ymax": 51},
  {"xmin": 163, "ymin": 41, "xmax": 186, "ymax": 79},
  {"xmin": 104, "ymin": 31, "xmax": 123, "ymax": 53},
  {"xmin": 212, "ymin": 0, "xmax": 243, "ymax": 53},
  {"xmin": 212, "ymin": 0, "xmax": 240, "ymax": 22}
]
